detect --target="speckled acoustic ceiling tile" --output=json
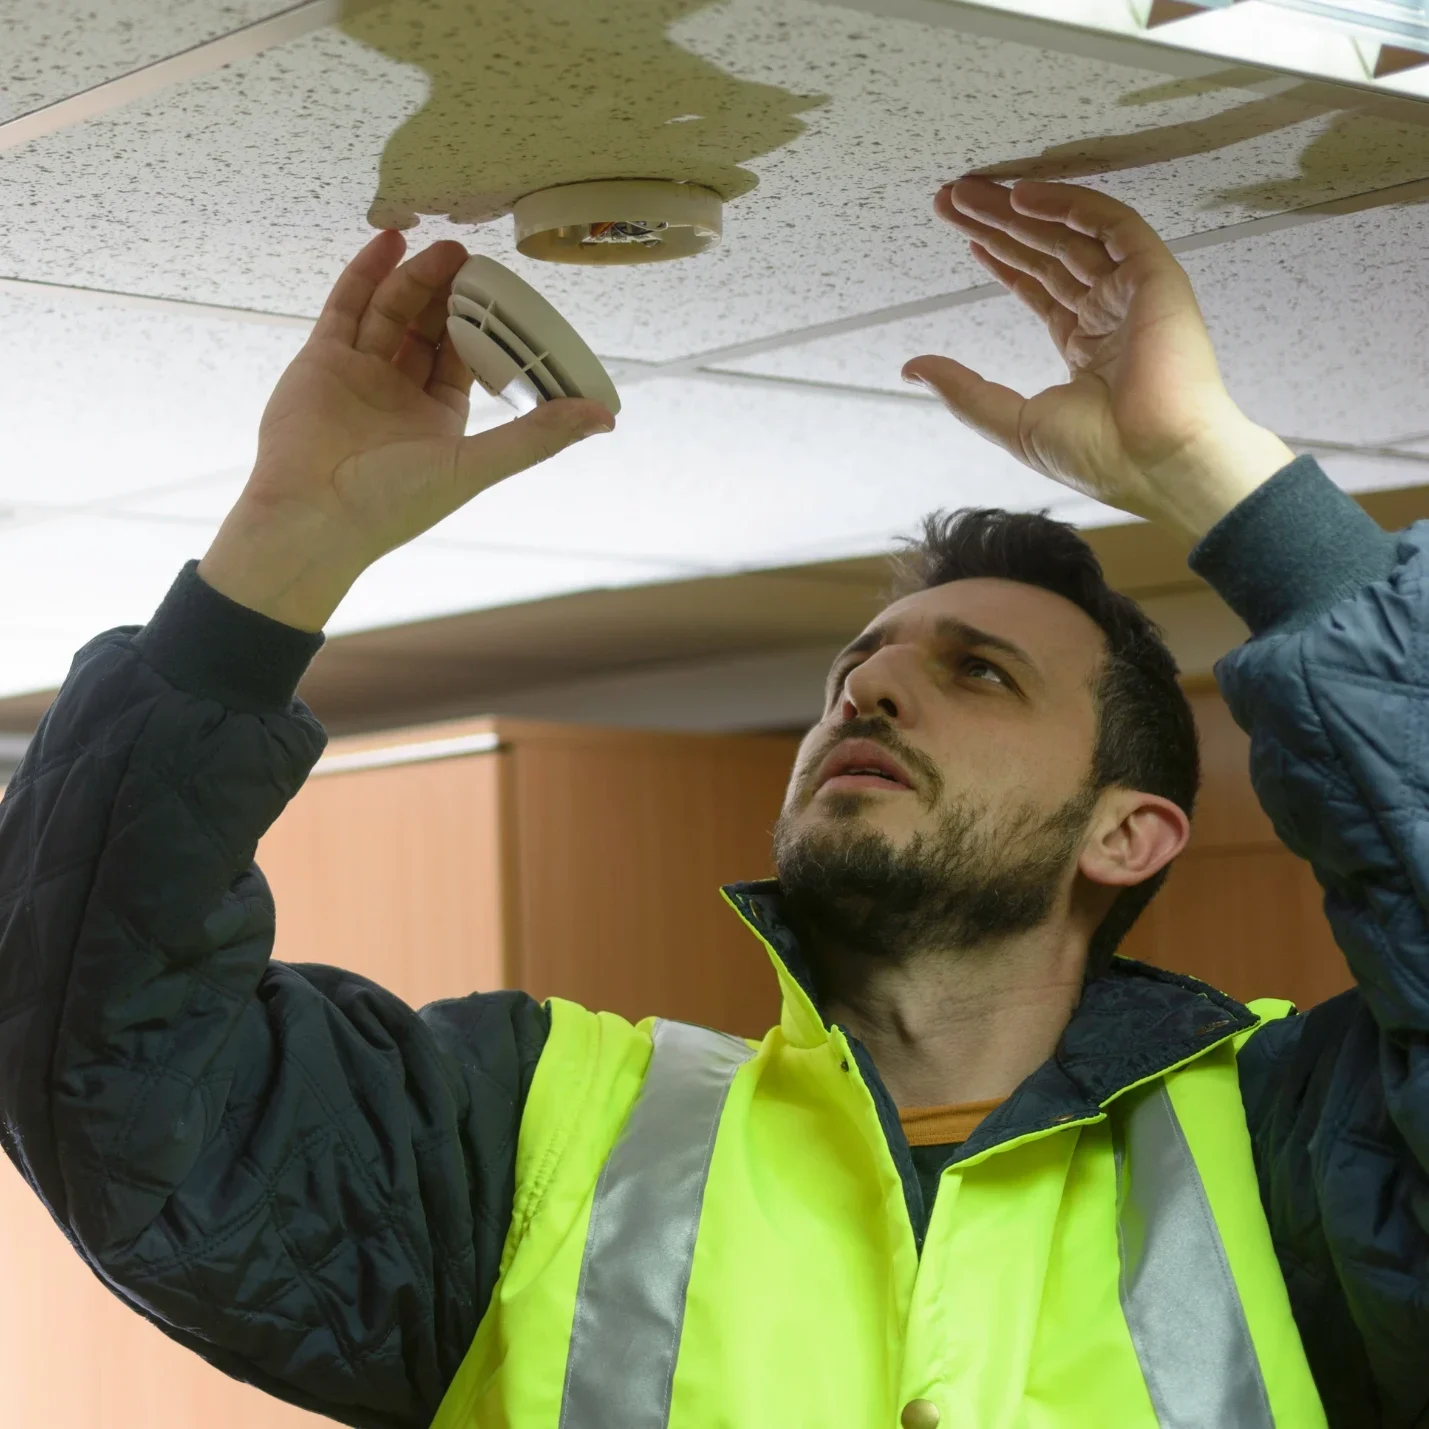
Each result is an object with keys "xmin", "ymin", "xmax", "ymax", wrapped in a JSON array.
[
  {"xmin": 1, "ymin": 0, "xmax": 295, "ymax": 124},
  {"xmin": 0, "ymin": 338, "xmax": 1108, "ymax": 698},
  {"xmin": 718, "ymin": 194, "xmax": 1429, "ymax": 448},
  {"xmin": 5, "ymin": 0, "xmax": 1429, "ymax": 363},
  {"xmin": 0, "ymin": 507, "xmax": 696, "ymax": 698},
  {"xmin": 421, "ymin": 371, "xmax": 1106, "ymax": 572},
  {"xmin": 0, "ymin": 284, "xmax": 307, "ymax": 507}
]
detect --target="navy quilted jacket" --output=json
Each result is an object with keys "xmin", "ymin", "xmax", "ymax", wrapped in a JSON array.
[{"xmin": 1, "ymin": 457, "xmax": 1427, "ymax": 1427}]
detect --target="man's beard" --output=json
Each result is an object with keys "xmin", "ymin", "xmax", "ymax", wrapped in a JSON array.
[{"xmin": 772, "ymin": 764, "xmax": 1095, "ymax": 965}]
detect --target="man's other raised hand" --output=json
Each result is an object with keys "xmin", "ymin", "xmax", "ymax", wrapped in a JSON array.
[{"xmin": 904, "ymin": 177, "xmax": 1293, "ymax": 545}]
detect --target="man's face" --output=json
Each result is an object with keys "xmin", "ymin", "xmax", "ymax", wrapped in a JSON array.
[{"xmin": 773, "ymin": 577, "xmax": 1109, "ymax": 959}]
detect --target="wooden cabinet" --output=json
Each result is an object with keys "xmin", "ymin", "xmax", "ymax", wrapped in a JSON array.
[{"xmin": 258, "ymin": 717, "xmax": 798, "ymax": 1036}]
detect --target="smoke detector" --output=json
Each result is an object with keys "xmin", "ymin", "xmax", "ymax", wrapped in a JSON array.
[
  {"xmin": 445, "ymin": 255, "xmax": 621, "ymax": 416},
  {"xmin": 512, "ymin": 179, "xmax": 723, "ymax": 265}
]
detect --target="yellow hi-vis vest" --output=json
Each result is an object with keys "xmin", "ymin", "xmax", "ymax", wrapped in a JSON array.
[{"xmin": 431, "ymin": 919, "xmax": 1326, "ymax": 1429}]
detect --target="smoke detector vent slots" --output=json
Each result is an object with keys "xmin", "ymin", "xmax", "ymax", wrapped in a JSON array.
[{"xmin": 445, "ymin": 256, "xmax": 621, "ymax": 416}]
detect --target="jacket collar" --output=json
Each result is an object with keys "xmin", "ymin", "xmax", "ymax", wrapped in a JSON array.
[{"xmin": 721, "ymin": 878, "xmax": 1259, "ymax": 1146}]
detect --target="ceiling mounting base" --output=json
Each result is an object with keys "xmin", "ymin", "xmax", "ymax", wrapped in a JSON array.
[{"xmin": 512, "ymin": 179, "xmax": 723, "ymax": 265}]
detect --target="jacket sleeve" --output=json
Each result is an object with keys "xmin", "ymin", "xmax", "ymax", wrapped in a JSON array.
[
  {"xmin": 0, "ymin": 563, "xmax": 549, "ymax": 1429},
  {"xmin": 1191, "ymin": 458, "xmax": 1429, "ymax": 1426}
]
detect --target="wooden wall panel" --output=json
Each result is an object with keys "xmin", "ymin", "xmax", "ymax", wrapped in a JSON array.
[
  {"xmin": 257, "ymin": 750, "xmax": 508, "ymax": 1007},
  {"xmin": 507, "ymin": 729, "xmax": 800, "ymax": 1039},
  {"xmin": 0, "ymin": 1155, "xmax": 323, "ymax": 1428},
  {"xmin": 1181, "ymin": 683, "xmax": 1279, "ymax": 852},
  {"xmin": 1, "ymin": 740, "xmax": 517, "ymax": 1429},
  {"xmin": 1121, "ymin": 847, "xmax": 1353, "ymax": 1011},
  {"xmin": 1118, "ymin": 684, "xmax": 1354, "ymax": 1011}
]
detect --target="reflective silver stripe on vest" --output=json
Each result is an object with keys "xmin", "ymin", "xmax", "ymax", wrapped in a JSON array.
[
  {"xmin": 1115, "ymin": 1081, "xmax": 1275, "ymax": 1428},
  {"xmin": 558, "ymin": 1018, "xmax": 755, "ymax": 1429}
]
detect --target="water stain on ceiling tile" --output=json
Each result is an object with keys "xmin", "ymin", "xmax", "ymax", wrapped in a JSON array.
[
  {"xmin": 5, "ymin": 0, "xmax": 1429, "ymax": 357},
  {"xmin": 341, "ymin": 0, "xmax": 825, "ymax": 229},
  {"xmin": 1216, "ymin": 105, "xmax": 1429, "ymax": 211},
  {"xmin": 977, "ymin": 70, "xmax": 1429, "ymax": 215}
]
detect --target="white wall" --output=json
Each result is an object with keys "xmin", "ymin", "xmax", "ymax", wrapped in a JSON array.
[
  {"xmin": 469, "ymin": 644, "xmax": 839, "ymax": 732},
  {"xmin": 454, "ymin": 587, "xmax": 1247, "ymax": 733}
]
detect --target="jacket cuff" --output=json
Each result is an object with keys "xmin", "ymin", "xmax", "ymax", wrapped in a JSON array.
[
  {"xmin": 133, "ymin": 561, "xmax": 325, "ymax": 714},
  {"xmin": 1188, "ymin": 455, "xmax": 1398, "ymax": 636}
]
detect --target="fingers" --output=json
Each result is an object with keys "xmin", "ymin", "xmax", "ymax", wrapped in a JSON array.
[
  {"xmin": 312, "ymin": 230, "xmax": 407, "ymax": 345},
  {"xmin": 450, "ymin": 398, "xmax": 615, "ymax": 499},
  {"xmin": 1001, "ymin": 179, "xmax": 1168, "ymax": 266},
  {"xmin": 902, "ymin": 354, "xmax": 1028, "ymax": 463},
  {"xmin": 392, "ymin": 281, "xmax": 455, "ymax": 388},
  {"xmin": 969, "ymin": 243, "xmax": 1079, "ymax": 352},
  {"xmin": 938, "ymin": 190, "xmax": 1087, "ymax": 313},
  {"xmin": 937, "ymin": 182, "xmax": 1095, "ymax": 313},
  {"xmin": 426, "ymin": 333, "xmax": 476, "ymax": 418},
  {"xmin": 354, "ymin": 239, "xmax": 469, "ymax": 362},
  {"xmin": 943, "ymin": 178, "xmax": 1117, "ymax": 286}
]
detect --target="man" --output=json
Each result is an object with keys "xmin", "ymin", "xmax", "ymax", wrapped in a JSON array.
[{"xmin": 0, "ymin": 177, "xmax": 1425, "ymax": 1428}]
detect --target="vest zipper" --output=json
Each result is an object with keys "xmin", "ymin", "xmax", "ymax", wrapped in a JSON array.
[{"xmin": 833, "ymin": 1023, "xmax": 931, "ymax": 1252}]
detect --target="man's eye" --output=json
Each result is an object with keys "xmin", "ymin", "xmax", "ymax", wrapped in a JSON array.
[{"xmin": 964, "ymin": 657, "xmax": 1009, "ymax": 686}]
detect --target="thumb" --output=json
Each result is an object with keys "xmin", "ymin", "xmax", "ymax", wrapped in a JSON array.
[
  {"xmin": 452, "ymin": 397, "xmax": 615, "ymax": 496},
  {"xmin": 903, "ymin": 355, "xmax": 1028, "ymax": 463}
]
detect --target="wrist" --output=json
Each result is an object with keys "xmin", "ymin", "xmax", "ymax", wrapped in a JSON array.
[
  {"xmin": 1142, "ymin": 413, "xmax": 1296, "ymax": 546},
  {"xmin": 199, "ymin": 501, "xmax": 365, "ymax": 633}
]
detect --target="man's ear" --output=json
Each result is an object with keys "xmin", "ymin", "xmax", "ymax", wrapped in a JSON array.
[{"xmin": 1077, "ymin": 789, "xmax": 1190, "ymax": 889}]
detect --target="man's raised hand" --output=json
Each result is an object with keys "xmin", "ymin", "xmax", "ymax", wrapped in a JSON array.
[
  {"xmin": 199, "ymin": 231, "xmax": 614, "ymax": 632},
  {"xmin": 904, "ymin": 178, "xmax": 1293, "ymax": 544}
]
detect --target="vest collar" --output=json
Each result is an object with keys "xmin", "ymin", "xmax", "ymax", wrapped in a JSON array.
[
  {"xmin": 720, "ymin": 877, "xmax": 1260, "ymax": 1119},
  {"xmin": 720, "ymin": 880, "xmax": 831, "ymax": 1050}
]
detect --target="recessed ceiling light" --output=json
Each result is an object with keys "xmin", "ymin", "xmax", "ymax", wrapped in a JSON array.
[{"xmin": 965, "ymin": 0, "xmax": 1429, "ymax": 89}]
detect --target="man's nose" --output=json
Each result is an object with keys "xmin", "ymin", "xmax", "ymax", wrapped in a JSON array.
[{"xmin": 841, "ymin": 653, "xmax": 908, "ymax": 724}]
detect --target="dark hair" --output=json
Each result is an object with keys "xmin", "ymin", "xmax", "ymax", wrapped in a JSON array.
[{"xmin": 891, "ymin": 507, "xmax": 1199, "ymax": 978}]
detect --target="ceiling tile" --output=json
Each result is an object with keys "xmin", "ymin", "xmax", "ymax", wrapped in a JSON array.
[
  {"xmin": 6, "ymin": 0, "xmax": 1428, "ymax": 702},
  {"xmin": 716, "ymin": 299, "xmax": 1063, "ymax": 401},
  {"xmin": 0, "ymin": 360, "xmax": 1118, "ymax": 696},
  {"xmin": 1303, "ymin": 448, "xmax": 1429, "ymax": 498},
  {"xmin": 0, "ymin": 507, "xmax": 693, "ymax": 699},
  {"xmin": 421, "ymin": 374, "xmax": 1110, "ymax": 573},
  {"xmin": 0, "ymin": 284, "xmax": 307, "ymax": 508},
  {"xmin": 327, "ymin": 542, "xmax": 695, "ymax": 639},
  {"xmin": 0, "ymin": 515, "xmax": 217, "ymax": 697},
  {"xmin": 5, "ymin": 0, "xmax": 1429, "ymax": 363},
  {"xmin": 1, "ymin": 1, "xmax": 291, "ymax": 124},
  {"xmin": 718, "ymin": 195, "xmax": 1429, "ymax": 446},
  {"xmin": 111, "ymin": 470, "xmax": 256, "ymax": 522}
]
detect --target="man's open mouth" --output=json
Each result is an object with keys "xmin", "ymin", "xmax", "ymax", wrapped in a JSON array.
[{"xmin": 813, "ymin": 738, "xmax": 915, "ymax": 795}]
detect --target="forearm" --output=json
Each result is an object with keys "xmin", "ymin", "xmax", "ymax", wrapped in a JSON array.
[{"xmin": 1205, "ymin": 463, "xmax": 1429, "ymax": 1421}]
